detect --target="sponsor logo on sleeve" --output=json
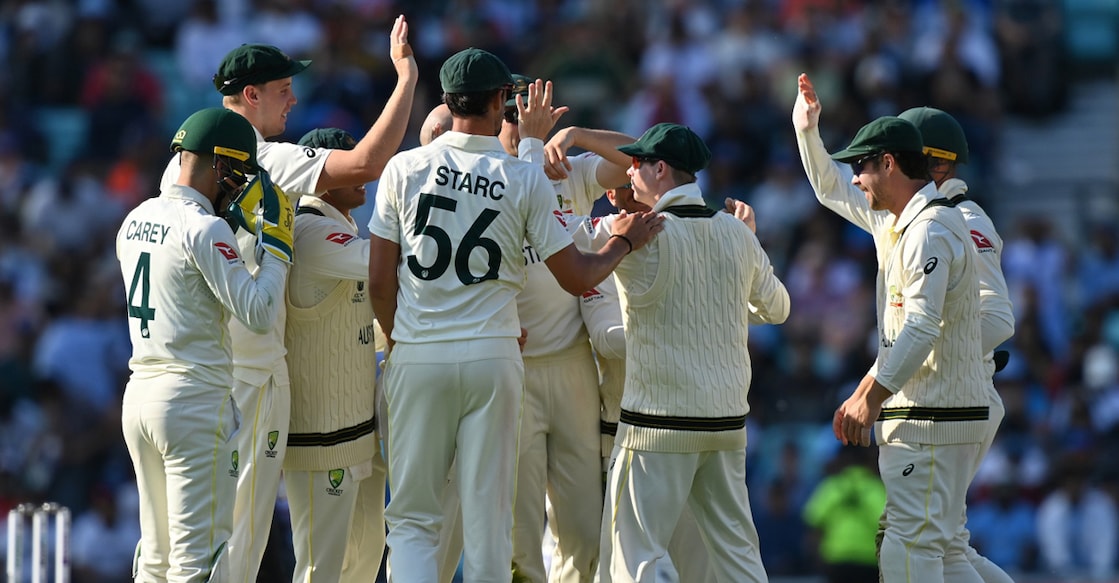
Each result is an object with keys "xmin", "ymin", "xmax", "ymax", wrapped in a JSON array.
[
  {"xmin": 215, "ymin": 242, "xmax": 239, "ymax": 261},
  {"xmin": 581, "ymin": 287, "xmax": 602, "ymax": 300},
  {"xmin": 970, "ymin": 230, "xmax": 994, "ymax": 253},
  {"xmin": 326, "ymin": 232, "xmax": 356, "ymax": 246},
  {"xmin": 553, "ymin": 210, "xmax": 568, "ymax": 227}
]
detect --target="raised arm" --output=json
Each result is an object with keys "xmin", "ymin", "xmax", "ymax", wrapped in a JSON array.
[
  {"xmin": 543, "ymin": 127, "xmax": 635, "ymax": 187},
  {"xmin": 315, "ymin": 15, "xmax": 419, "ymax": 191},
  {"xmin": 793, "ymin": 73, "xmax": 883, "ymax": 234}
]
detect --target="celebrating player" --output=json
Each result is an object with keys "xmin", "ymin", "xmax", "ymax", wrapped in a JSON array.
[
  {"xmin": 793, "ymin": 72, "xmax": 1015, "ymax": 582},
  {"xmin": 157, "ymin": 16, "xmax": 417, "ymax": 581},
  {"xmin": 283, "ymin": 127, "xmax": 388, "ymax": 583},
  {"xmin": 367, "ymin": 47, "xmax": 662, "ymax": 583},
  {"xmin": 118, "ymin": 107, "xmax": 291, "ymax": 582},
  {"xmin": 796, "ymin": 106, "xmax": 992, "ymax": 583}
]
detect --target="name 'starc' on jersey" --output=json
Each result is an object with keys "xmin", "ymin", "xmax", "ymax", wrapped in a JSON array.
[{"xmin": 435, "ymin": 164, "xmax": 505, "ymax": 200}]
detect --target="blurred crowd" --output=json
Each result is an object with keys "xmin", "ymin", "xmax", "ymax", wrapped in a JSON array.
[{"xmin": 0, "ymin": 0, "xmax": 1116, "ymax": 581}]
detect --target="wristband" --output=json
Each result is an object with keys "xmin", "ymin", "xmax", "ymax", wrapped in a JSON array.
[{"xmin": 609, "ymin": 233, "xmax": 633, "ymax": 254}]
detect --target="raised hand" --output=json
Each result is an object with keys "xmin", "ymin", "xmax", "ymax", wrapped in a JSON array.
[
  {"xmin": 792, "ymin": 72, "xmax": 822, "ymax": 132},
  {"xmin": 389, "ymin": 15, "xmax": 417, "ymax": 79},
  {"xmin": 517, "ymin": 79, "xmax": 569, "ymax": 143}
]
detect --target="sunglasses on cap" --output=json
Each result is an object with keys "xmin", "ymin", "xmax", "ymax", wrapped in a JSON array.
[
  {"xmin": 850, "ymin": 152, "xmax": 883, "ymax": 175},
  {"xmin": 631, "ymin": 156, "xmax": 658, "ymax": 170}
]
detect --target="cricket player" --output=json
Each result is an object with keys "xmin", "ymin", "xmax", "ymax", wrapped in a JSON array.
[
  {"xmin": 800, "ymin": 112, "xmax": 990, "ymax": 583},
  {"xmin": 794, "ymin": 74, "xmax": 1016, "ymax": 582},
  {"xmin": 367, "ymin": 47, "xmax": 663, "ymax": 583},
  {"xmin": 591, "ymin": 123, "xmax": 789, "ymax": 583},
  {"xmin": 506, "ymin": 76, "xmax": 634, "ymax": 583},
  {"xmin": 283, "ymin": 127, "xmax": 388, "ymax": 582},
  {"xmin": 118, "ymin": 107, "xmax": 292, "ymax": 582},
  {"xmin": 589, "ymin": 183, "xmax": 755, "ymax": 583},
  {"xmin": 157, "ymin": 17, "xmax": 416, "ymax": 581}
]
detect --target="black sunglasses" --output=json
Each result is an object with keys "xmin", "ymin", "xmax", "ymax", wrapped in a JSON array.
[{"xmin": 850, "ymin": 152, "xmax": 883, "ymax": 175}]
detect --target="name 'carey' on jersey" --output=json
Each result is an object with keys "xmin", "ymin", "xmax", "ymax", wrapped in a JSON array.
[
  {"xmin": 435, "ymin": 165, "xmax": 505, "ymax": 200},
  {"xmin": 123, "ymin": 220, "xmax": 171, "ymax": 245}
]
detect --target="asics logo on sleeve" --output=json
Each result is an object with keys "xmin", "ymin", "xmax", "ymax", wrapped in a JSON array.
[{"xmin": 553, "ymin": 210, "xmax": 567, "ymax": 227}]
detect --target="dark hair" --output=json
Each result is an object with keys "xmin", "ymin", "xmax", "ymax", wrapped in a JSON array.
[
  {"xmin": 891, "ymin": 151, "xmax": 931, "ymax": 181},
  {"xmin": 667, "ymin": 165, "xmax": 697, "ymax": 186},
  {"xmin": 443, "ymin": 90, "xmax": 501, "ymax": 118}
]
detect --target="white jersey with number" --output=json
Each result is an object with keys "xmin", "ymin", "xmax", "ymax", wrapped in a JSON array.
[
  {"xmin": 160, "ymin": 127, "xmax": 332, "ymax": 384},
  {"xmin": 116, "ymin": 184, "xmax": 288, "ymax": 389},
  {"xmin": 368, "ymin": 131, "xmax": 573, "ymax": 344}
]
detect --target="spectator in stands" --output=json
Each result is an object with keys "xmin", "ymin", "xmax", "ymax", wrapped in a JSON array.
[
  {"xmin": 1036, "ymin": 456, "xmax": 1118, "ymax": 579},
  {"xmin": 966, "ymin": 479, "xmax": 1037, "ymax": 574}
]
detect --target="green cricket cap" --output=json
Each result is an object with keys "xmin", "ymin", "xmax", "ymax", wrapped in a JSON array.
[
  {"xmin": 298, "ymin": 128, "xmax": 357, "ymax": 151},
  {"xmin": 171, "ymin": 107, "xmax": 259, "ymax": 171},
  {"xmin": 213, "ymin": 44, "xmax": 311, "ymax": 96},
  {"xmin": 439, "ymin": 48, "xmax": 513, "ymax": 94},
  {"xmin": 898, "ymin": 107, "xmax": 969, "ymax": 164},
  {"xmin": 505, "ymin": 74, "xmax": 532, "ymax": 108},
  {"xmin": 617, "ymin": 123, "xmax": 712, "ymax": 175},
  {"xmin": 831, "ymin": 116, "xmax": 924, "ymax": 163}
]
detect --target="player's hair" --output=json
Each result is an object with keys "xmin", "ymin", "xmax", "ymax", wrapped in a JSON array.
[
  {"xmin": 892, "ymin": 151, "xmax": 932, "ymax": 181},
  {"xmin": 443, "ymin": 89, "xmax": 501, "ymax": 118},
  {"xmin": 666, "ymin": 165, "xmax": 696, "ymax": 186}
]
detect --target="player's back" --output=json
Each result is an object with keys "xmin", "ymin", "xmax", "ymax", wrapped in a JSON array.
[
  {"xmin": 116, "ymin": 187, "xmax": 234, "ymax": 387},
  {"xmin": 371, "ymin": 133, "xmax": 572, "ymax": 344}
]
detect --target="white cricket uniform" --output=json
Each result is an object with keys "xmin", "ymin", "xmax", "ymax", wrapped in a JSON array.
[
  {"xmin": 283, "ymin": 196, "xmax": 388, "ymax": 583},
  {"xmin": 795, "ymin": 127, "xmax": 1014, "ymax": 583},
  {"xmin": 117, "ymin": 184, "xmax": 288, "ymax": 582},
  {"xmin": 504, "ymin": 139, "xmax": 607, "ymax": 583},
  {"xmin": 429, "ymin": 141, "xmax": 613, "ymax": 583},
  {"xmin": 591, "ymin": 184, "xmax": 790, "ymax": 583},
  {"xmin": 368, "ymin": 131, "xmax": 573, "ymax": 583},
  {"xmin": 160, "ymin": 127, "xmax": 332, "ymax": 582},
  {"xmin": 509, "ymin": 212, "xmax": 603, "ymax": 583}
]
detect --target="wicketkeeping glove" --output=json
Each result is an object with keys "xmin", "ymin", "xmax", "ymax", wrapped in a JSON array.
[{"xmin": 226, "ymin": 171, "xmax": 295, "ymax": 263}]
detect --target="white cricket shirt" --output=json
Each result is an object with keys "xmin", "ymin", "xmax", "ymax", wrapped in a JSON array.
[{"xmin": 368, "ymin": 131, "xmax": 573, "ymax": 344}]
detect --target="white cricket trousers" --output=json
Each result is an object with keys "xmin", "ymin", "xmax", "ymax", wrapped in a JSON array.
[
  {"xmin": 951, "ymin": 398, "xmax": 1013, "ymax": 583},
  {"xmin": 514, "ymin": 344, "xmax": 602, "ymax": 583},
  {"xmin": 877, "ymin": 398, "xmax": 1012, "ymax": 583},
  {"xmin": 285, "ymin": 448, "xmax": 388, "ymax": 583},
  {"xmin": 383, "ymin": 338, "xmax": 523, "ymax": 583},
  {"xmin": 878, "ymin": 440, "xmax": 984, "ymax": 583},
  {"xmin": 122, "ymin": 379, "xmax": 238, "ymax": 582},
  {"xmin": 228, "ymin": 374, "xmax": 290, "ymax": 583},
  {"xmin": 602, "ymin": 447, "xmax": 768, "ymax": 583}
]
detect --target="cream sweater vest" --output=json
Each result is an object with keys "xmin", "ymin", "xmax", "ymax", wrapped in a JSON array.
[
  {"xmin": 616, "ymin": 208, "xmax": 757, "ymax": 453},
  {"xmin": 876, "ymin": 205, "xmax": 990, "ymax": 445},
  {"xmin": 284, "ymin": 277, "xmax": 378, "ymax": 471}
]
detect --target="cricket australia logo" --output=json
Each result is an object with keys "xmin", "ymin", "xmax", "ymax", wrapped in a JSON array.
[
  {"xmin": 326, "ymin": 469, "xmax": 345, "ymax": 496},
  {"xmin": 229, "ymin": 450, "xmax": 240, "ymax": 478},
  {"xmin": 265, "ymin": 430, "xmax": 279, "ymax": 458}
]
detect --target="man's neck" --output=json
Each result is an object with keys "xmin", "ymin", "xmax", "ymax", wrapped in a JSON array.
[{"xmin": 451, "ymin": 116, "xmax": 498, "ymax": 137}]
